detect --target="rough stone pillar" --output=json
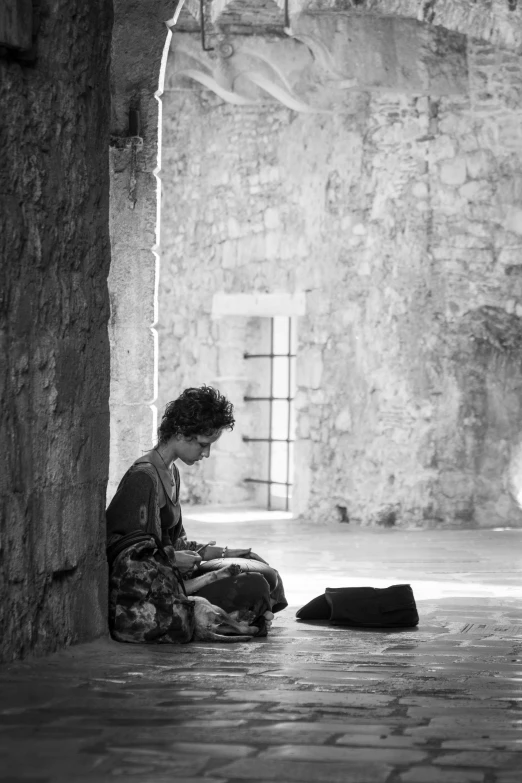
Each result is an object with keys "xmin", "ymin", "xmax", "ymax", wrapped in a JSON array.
[
  {"xmin": 108, "ymin": 1, "xmax": 176, "ymax": 498},
  {"xmin": 0, "ymin": 0, "xmax": 113, "ymax": 662}
]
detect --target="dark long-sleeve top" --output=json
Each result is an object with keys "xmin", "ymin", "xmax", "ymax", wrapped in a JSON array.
[{"xmin": 105, "ymin": 449, "xmax": 201, "ymax": 551}]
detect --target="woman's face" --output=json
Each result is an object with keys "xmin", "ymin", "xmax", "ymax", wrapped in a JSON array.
[{"xmin": 173, "ymin": 430, "xmax": 222, "ymax": 466}]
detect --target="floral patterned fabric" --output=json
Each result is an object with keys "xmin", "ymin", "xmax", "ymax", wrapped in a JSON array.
[{"xmin": 108, "ymin": 537, "xmax": 195, "ymax": 644}]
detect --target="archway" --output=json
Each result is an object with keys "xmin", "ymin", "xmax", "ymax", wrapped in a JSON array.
[
  {"xmin": 153, "ymin": 1, "xmax": 522, "ymax": 526},
  {"xmin": 108, "ymin": 3, "xmax": 522, "ymax": 498}
]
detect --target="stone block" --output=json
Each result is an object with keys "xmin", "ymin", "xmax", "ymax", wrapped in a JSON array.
[
  {"xmin": 296, "ymin": 347, "xmax": 323, "ymax": 390},
  {"xmin": 198, "ymin": 345, "xmax": 218, "ymax": 379},
  {"xmin": 297, "ymin": 413, "xmax": 310, "ymax": 439},
  {"xmin": 334, "ymin": 408, "xmax": 352, "ymax": 433},
  {"xmin": 413, "ymin": 182, "xmax": 429, "ymax": 199},
  {"xmin": 498, "ymin": 248, "xmax": 522, "ymax": 267},
  {"xmin": 264, "ymin": 208, "xmax": 280, "ymax": 229},
  {"xmin": 439, "ymin": 158, "xmax": 467, "ymax": 186},
  {"xmin": 465, "ymin": 150, "xmax": 495, "ymax": 179},
  {"xmin": 221, "ymin": 240, "xmax": 237, "ymax": 269},
  {"xmin": 108, "ymin": 402, "xmax": 156, "ymax": 500},
  {"xmin": 228, "ymin": 217, "xmax": 241, "ymax": 239},
  {"xmin": 109, "ymin": 325, "xmax": 156, "ymax": 404},
  {"xmin": 293, "ymin": 391, "xmax": 309, "ymax": 411},
  {"xmin": 459, "ymin": 181, "xmax": 492, "ymax": 202},
  {"xmin": 429, "ymin": 136, "xmax": 457, "ymax": 163},
  {"xmin": 265, "ymin": 231, "xmax": 280, "ymax": 259},
  {"xmin": 108, "ymin": 249, "xmax": 157, "ymax": 326},
  {"xmin": 504, "ymin": 207, "xmax": 522, "ymax": 236},
  {"xmin": 293, "ymin": 439, "xmax": 312, "ymax": 516}
]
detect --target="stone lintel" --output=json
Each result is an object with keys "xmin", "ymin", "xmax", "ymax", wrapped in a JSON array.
[{"xmin": 212, "ymin": 292, "xmax": 307, "ymax": 317}]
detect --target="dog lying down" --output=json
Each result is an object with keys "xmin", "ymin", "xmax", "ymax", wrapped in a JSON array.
[
  {"xmin": 183, "ymin": 561, "xmax": 274, "ymax": 642},
  {"xmin": 190, "ymin": 596, "xmax": 274, "ymax": 642}
]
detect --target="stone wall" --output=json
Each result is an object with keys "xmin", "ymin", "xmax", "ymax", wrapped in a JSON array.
[
  {"xmin": 158, "ymin": 16, "xmax": 522, "ymax": 528},
  {"xmin": 0, "ymin": 0, "xmax": 113, "ymax": 662}
]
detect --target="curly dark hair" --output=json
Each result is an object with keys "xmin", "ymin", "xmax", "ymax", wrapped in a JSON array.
[{"xmin": 157, "ymin": 386, "xmax": 235, "ymax": 444}]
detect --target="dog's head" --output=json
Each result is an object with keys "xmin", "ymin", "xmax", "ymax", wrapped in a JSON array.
[{"xmin": 189, "ymin": 596, "xmax": 258, "ymax": 642}]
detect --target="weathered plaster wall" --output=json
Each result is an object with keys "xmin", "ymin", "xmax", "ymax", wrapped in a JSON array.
[
  {"xmin": 301, "ymin": 1, "xmax": 522, "ymax": 52},
  {"xmin": 0, "ymin": 0, "xmax": 113, "ymax": 661},
  {"xmin": 177, "ymin": 1, "xmax": 522, "ymax": 54},
  {"xmin": 159, "ymin": 15, "xmax": 522, "ymax": 528}
]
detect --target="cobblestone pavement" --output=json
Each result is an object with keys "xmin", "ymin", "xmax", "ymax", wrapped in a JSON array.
[{"xmin": 1, "ymin": 518, "xmax": 521, "ymax": 783}]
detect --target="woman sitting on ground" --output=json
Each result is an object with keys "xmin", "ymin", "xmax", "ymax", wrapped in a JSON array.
[{"xmin": 106, "ymin": 385, "xmax": 287, "ymax": 642}]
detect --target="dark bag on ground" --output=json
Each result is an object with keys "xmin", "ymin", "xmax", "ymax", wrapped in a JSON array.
[{"xmin": 296, "ymin": 584, "xmax": 419, "ymax": 628}]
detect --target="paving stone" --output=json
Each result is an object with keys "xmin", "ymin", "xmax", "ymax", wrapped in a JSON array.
[
  {"xmin": 0, "ymin": 778, "xmax": 50, "ymax": 783},
  {"xmin": 98, "ymin": 748, "xmax": 211, "ymax": 775},
  {"xmin": 263, "ymin": 721, "xmax": 397, "ymax": 733},
  {"xmin": 264, "ymin": 705, "xmax": 395, "ymax": 718},
  {"xmin": 399, "ymin": 767, "xmax": 485, "ymax": 782},
  {"xmin": 441, "ymin": 739, "xmax": 522, "ymax": 751},
  {"xmin": 494, "ymin": 772, "xmax": 522, "ymax": 783},
  {"xmin": 287, "ymin": 671, "xmax": 395, "ymax": 683},
  {"xmin": 260, "ymin": 743, "xmax": 428, "ymax": 764},
  {"xmin": 401, "ymin": 696, "xmax": 508, "ymax": 708},
  {"xmin": 124, "ymin": 723, "xmax": 336, "ymax": 746},
  {"xmin": 433, "ymin": 751, "xmax": 522, "ymax": 767},
  {"xmin": 156, "ymin": 701, "xmax": 260, "ymax": 712},
  {"xmin": 406, "ymin": 726, "xmax": 522, "ymax": 740},
  {"xmin": 162, "ymin": 690, "xmax": 218, "ymax": 698},
  {"xmin": 336, "ymin": 733, "xmax": 427, "ymax": 748},
  {"xmin": 407, "ymin": 706, "xmax": 515, "ymax": 720},
  {"xmin": 0, "ymin": 740, "xmax": 108, "ymax": 778},
  {"xmin": 168, "ymin": 741, "xmax": 255, "ymax": 757},
  {"xmin": 220, "ymin": 690, "xmax": 392, "ymax": 707},
  {"xmin": 177, "ymin": 719, "xmax": 247, "ymax": 727},
  {"xmin": 124, "ymin": 779, "xmax": 225, "ymax": 783},
  {"xmin": 210, "ymin": 758, "xmax": 392, "ymax": 782}
]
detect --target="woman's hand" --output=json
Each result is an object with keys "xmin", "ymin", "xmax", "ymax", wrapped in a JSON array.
[
  {"xmin": 198, "ymin": 545, "xmax": 270, "ymax": 564},
  {"xmin": 199, "ymin": 544, "xmax": 224, "ymax": 561},
  {"xmin": 174, "ymin": 550, "xmax": 202, "ymax": 575}
]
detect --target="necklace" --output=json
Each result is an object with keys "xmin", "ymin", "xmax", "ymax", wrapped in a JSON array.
[{"xmin": 154, "ymin": 447, "xmax": 173, "ymax": 480}]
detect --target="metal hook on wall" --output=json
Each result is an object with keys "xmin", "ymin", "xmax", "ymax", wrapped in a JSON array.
[{"xmin": 200, "ymin": 0, "xmax": 214, "ymax": 51}]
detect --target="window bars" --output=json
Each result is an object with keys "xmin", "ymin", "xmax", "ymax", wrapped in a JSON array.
[{"xmin": 243, "ymin": 317, "xmax": 296, "ymax": 511}]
